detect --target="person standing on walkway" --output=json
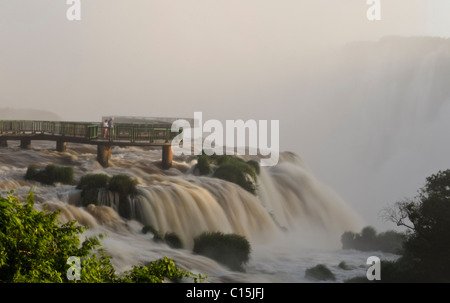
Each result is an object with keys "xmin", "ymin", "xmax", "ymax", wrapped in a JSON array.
[
  {"xmin": 108, "ymin": 117, "xmax": 114, "ymax": 139},
  {"xmin": 103, "ymin": 119, "xmax": 108, "ymax": 138}
]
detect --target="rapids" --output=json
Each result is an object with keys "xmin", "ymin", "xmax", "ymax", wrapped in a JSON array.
[{"xmin": 0, "ymin": 141, "xmax": 380, "ymax": 282}]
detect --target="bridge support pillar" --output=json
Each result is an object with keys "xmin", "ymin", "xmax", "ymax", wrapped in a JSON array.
[
  {"xmin": 56, "ymin": 140, "xmax": 67, "ymax": 152},
  {"xmin": 162, "ymin": 145, "xmax": 173, "ymax": 169},
  {"xmin": 0, "ymin": 139, "xmax": 7, "ymax": 147},
  {"xmin": 20, "ymin": 138, "xmax": 31, "ymax": 149},
  {"xmin": 97, "ymin": 145, "xmax": 111, "ymax": 168}
]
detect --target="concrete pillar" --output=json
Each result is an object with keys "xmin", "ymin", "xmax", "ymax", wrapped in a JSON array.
[
  {"xmin": 97, "ymin": 145, "xmax": 112, "ymax": 168},
  {"xmin": 20, "ymin": 138, "xmax": 31, "ymax": 149},
  {"xmin": 0, "ymin": 139, "xmax": 7, "ymax": 147},
  {"xmin": 56, "ymin": 140, "xmax": 67, "ymax": 152},
  {"xmin": 162, "ymin": 145, "xmax": 173, "ymax": 169}
]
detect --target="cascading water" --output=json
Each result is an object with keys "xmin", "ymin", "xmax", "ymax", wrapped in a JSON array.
[
  {"xmin": 0, "ymin": 140, "xmax": 367, "ymax": 282},
  {"xmin": 1, "ymin": 36, "xmax": 447, "ymax": 282}
]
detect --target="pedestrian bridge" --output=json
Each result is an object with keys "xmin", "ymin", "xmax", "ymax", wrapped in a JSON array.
[{"xmin": 0, "ymin": 120, "xmax": 180, "ymax": 168}]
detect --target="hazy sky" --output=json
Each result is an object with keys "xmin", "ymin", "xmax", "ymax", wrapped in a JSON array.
[
  {"xmin": 1, "ymin": 0, "xmax": 450, "ymax": 230},
  {"xmin": 1, "ymin": 0, "xmax": 448, "ymax": 122}
]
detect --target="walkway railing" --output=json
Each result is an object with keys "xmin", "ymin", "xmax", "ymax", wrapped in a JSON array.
[{"xmin": 0, "ymin": 120, "xmax": 180, "ymax": 143}]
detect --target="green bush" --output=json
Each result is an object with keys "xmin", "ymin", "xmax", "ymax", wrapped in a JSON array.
[
  {"xmin": 107, "ymin": 175, "xmax": 138, "ymax": 219},
  {"xmin": 141, "ymin": 226, "xmax": 183, "ymax": 248},
  {"xmin": 194, "ymin": 153, "xmax": 259, "ymax": 195},
  {"xmin": 122, "ymin": 256, "xmax": 206, "ymax": 283},
  {"xmin": 196, "ymin": 155, "xmax": 212, "ymax": 175},
  {"xmin": 164, "ymin": 232, "xmax": 183, "ymax": 249},
  {"xmin": 107, "ymin": 174, "xmax": 138, "ymax": 197},
  {"xmin": 77, "ymin": 174, "xmax": 110, "ymax": 191},
  {"xmin": 246, "ymin": 160, "xmax": 260, "ymax": 175},
  {"xmin": 142, "ymin": 225, "xmax": 164, "ymax": 243},
  {"xmin": 0, "ymin": 191, "xmax": 205, "ymax": 283},
  {"xmin": 75, "ymin": 174, "xmax": 138, "ymax": 218},
  {"xmin": 213, "ymin": 159, "xmax": 257, "ymax": 195},
  {"xmin": 44, "ymin": 164, "xmax": 74, "ymax": 185},
  {"xmin": 305, "ymin": 264, "xmax": 336, "ymax": 281},
  {"xmin": 346, "ymin": 169, "xmax": 450, "ymax": 282},
  {"xmin": 25, "ymin": 164, "xmax": 39, "ymax": 181},
  {"xmin": 0, "ymin": 191, "xmax": 108, "ymax": 282},
  {"xmin": 24, "ymin": 164, "xmax": 74, "ymax": 185},
  {"xmin": 193, "ymin": 232, "xmax": 251, "ymax": 271},
  {"xmin": 77, "ymin": 174, "xmax": 110, "ymax": 207},
  {"xmin": 341, "ymin": 226, "xmax": 403, "ymax": 254}
]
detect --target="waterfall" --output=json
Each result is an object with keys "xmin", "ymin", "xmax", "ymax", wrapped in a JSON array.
[{"xmin": 87, "ymin": 151, "xmax": 363, "ymax": 249}]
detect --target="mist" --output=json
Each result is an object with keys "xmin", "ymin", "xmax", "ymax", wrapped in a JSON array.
[{"xmin": 1, "ymin": 0, "xmax": 450, "ymax": 231}]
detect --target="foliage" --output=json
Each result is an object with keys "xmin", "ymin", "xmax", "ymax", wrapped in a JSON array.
[
  {"xmin": 76, "ymin": 174, "xmax": 110, "ymax": 207},
  {"xmin": 347, "ymin": 169, "xmax": 450, "ymax": 282},
  {"xmin": 384, "ymin": 169, "xmax": 450, "ymax": 282},
  {"xmin": 341, "ymin": 226, "xmax": 404, "ymax": 254},
  {"xmin": 141, "ymin": 226, "xmax": 183, "ymax": 248},
  {"xmin": 194, "ymin": 153, "xmax": 260, "ymax": 195},
  {"xmin": 77, "ymin": 174, "xmax": 110, "ymax": 191},
  {"xmin": 0, "ymin": 191, "xmax": 103, "ymax": 282},
  {"xmin": 142, "ymin": 225, "xmax": 164, "ymax": 243},
  {"xmin": 305, "ymin": 264, "xmax": 336, "ymax": 281},
  {"xmin": 193, "ymin": 232, "xmax": 251, "ymax": 271},
  {"xmin": 24, "ymin": 164, "xmax": 39, "ymax": 181},
  {"xmin": 164, "ymin": 232, "xmax": 183, "ymax": 249},
  {"xmin": 196, "ymin": 155, "xmax": 212, "ymax": 175},
  {"xmin": 107, "ymin": 174, "xmax": 138, "ymax": 197},
  {"xmin": 76, "ymin": 173, "xmax": 138, "ymax": 219},
  {"xmin": 0, "ymin": 191, "xmax": 205, "ymax": 283},
  {"xmin": 122, "ymin": 257, "xmax": 206, "ymax": 283},
  {"xmin": 25, "ymin": 164, "xmax": 74, "ymax": 185},
  {"xmin": 246, "ymin": 159, "xmax": 261, "ymax": 175},
  {"xmin": 213, "ymin": 160, "xmax": 257, "ymax": 195}
]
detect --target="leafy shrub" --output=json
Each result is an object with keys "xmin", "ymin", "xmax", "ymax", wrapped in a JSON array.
[
  {"xmin": 76, "ymin": 174, "xmax": 110, "ymax": 207},
  {"xmin": 194, "ymin": 153, "xmax": 259, "ymax": 195},
  {"xmin": 75, "ymin": 174, "xmax": 138, "ymax": 219},
  {"xmin": 141, "ymin": 226, "xmax": 183, "ymax": 248},
  {"xmin": 246, "ymin": 160, "xmax": 260, "ymax": 175},
  {"xmin": 25, "ymin": 164, "xmax": 39, "ymax": 180},
  {"xmin": 346, "ymin": 169, "xmax": 450, "ymax": 282},
  {"xmin": 0, "ymin": 191, "xmax": 205, "ymax": 283},
  {"xmin": 122, "ymin": 256, "xmax": 206, "ymax": 283},
  {"xmin": 142, "ymin": 225, "xmax": 164, "ymax": 243},
  {"xmin": 305, "ymin": 264, "xmax": 336, "ymax": 281},
  {"xmin": 0, "ymin": 191, "xmax": 107, "ymax": 282},
  {"xmin": 196, "ymin": 155, "xmax": 212, "ymax": 175},
  {"xmin": 213, "ymin": 159, "xmax": 257, "ymax": 195},
  {"xmin": 164, "ymin": 232, "xmax": 183, "ymax": 249},
  {"xmin": 341, "ymin": 226, "xmax": 403, "ymax": 254},
  {"xmin": 107, "ymin": 174, "xmax": 138, "ymax": 197},
  {"xmin": 25, "ymin": 164, "xmax": 74, "ymax": 185},
  {"xmin": 193, "ymin": 232, "xmax": 251, "ymax": 271},
  {"xmin": 77, "ymin": 174, "xmax": 110, "ymax": 191}
]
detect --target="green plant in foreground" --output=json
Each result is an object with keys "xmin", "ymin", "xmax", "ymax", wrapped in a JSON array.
[
  {"xmin": 0, "ymin": 190, "xmax": 103, "ymax": 282},
  {"xmin": 122, "ymin": 257, "xmax": 206, "ymax": 283},
  {"xmin": 0, "ymin": 191, "xmax": 205, "ymax": 283}
]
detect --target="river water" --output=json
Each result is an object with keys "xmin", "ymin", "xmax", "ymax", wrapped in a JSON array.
[{"xmin": 0, "ymin": 141, "xmax": 398, "ymax": 282}]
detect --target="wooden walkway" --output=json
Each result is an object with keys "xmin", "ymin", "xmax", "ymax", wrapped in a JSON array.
[{"xmin": 0, "ymin": 120, "xmax": 179, "ymax": 168}]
